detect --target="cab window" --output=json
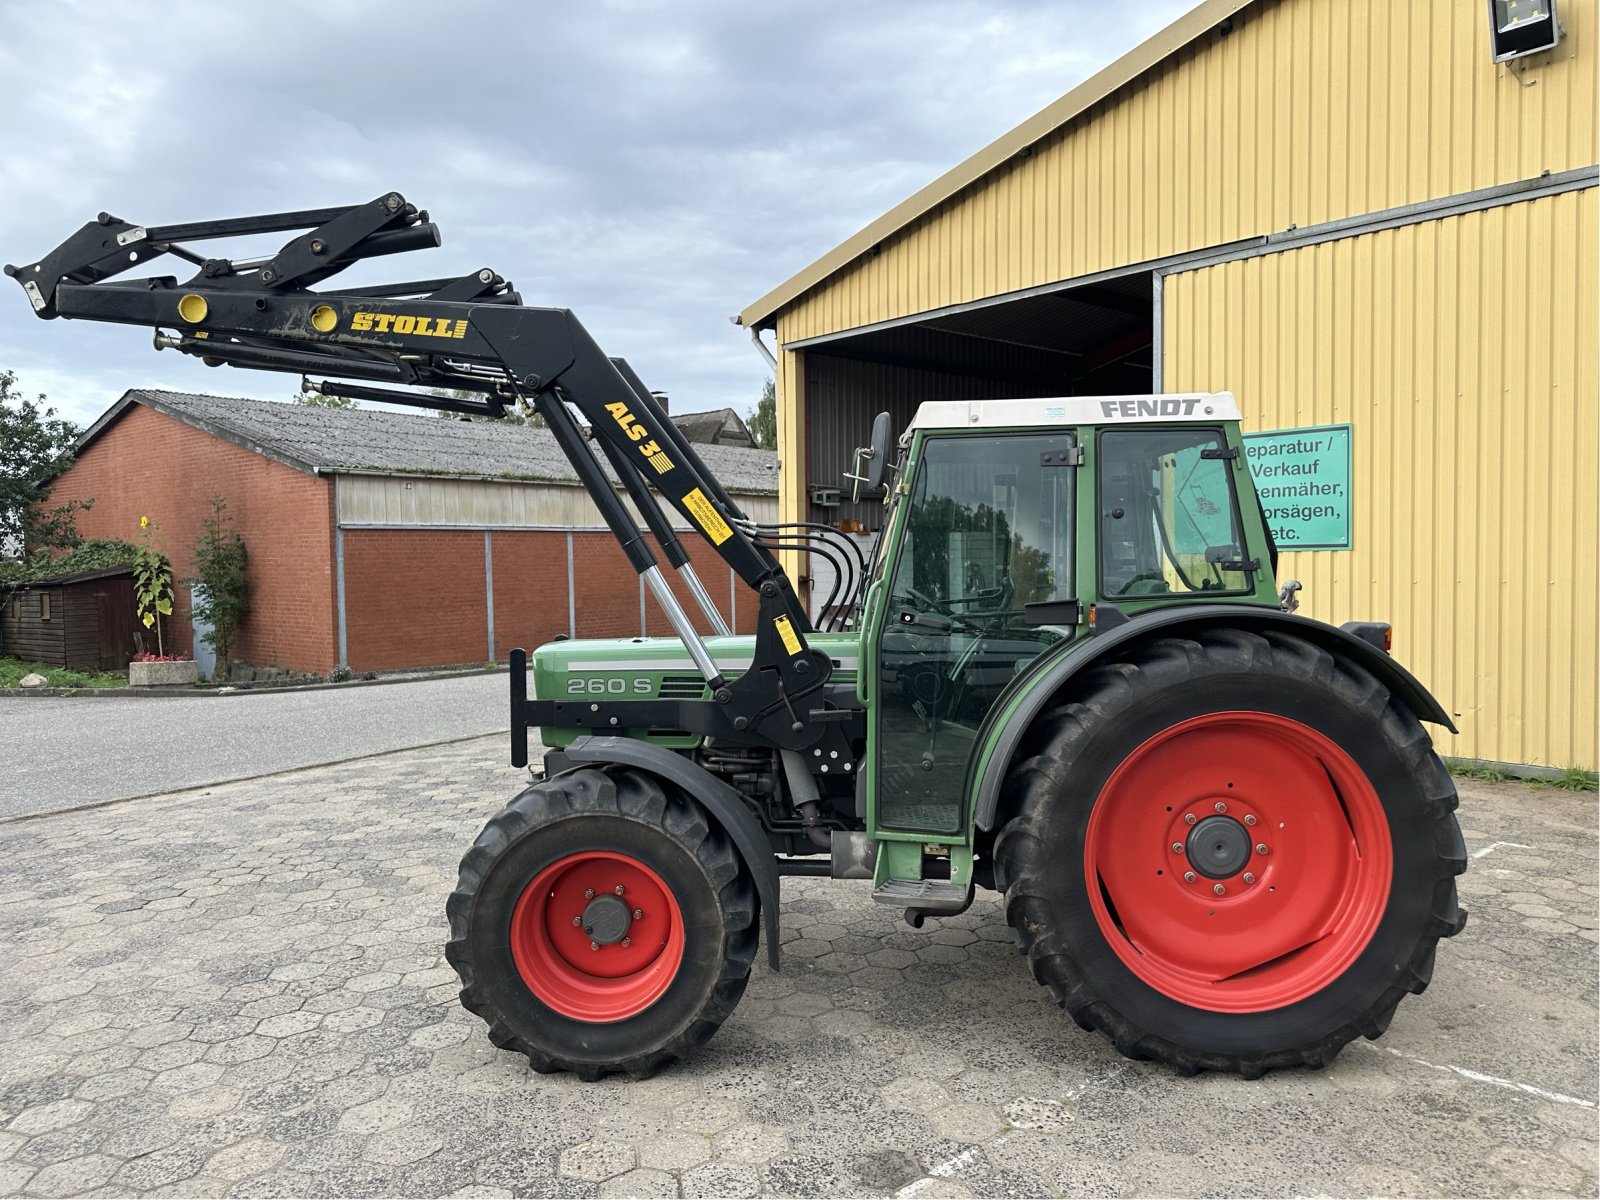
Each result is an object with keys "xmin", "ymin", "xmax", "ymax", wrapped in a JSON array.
[{"xmin": 1098, "ymin": 428, "xmax": 1252, "ymax": 597}]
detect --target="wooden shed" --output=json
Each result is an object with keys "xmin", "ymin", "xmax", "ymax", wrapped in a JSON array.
[{"xmin": 1, "ymin": 567, "xmax": 138, "ymax": 673}]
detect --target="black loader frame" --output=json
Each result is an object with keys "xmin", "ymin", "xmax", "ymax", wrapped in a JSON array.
[{"xmin": 8, "ymin": 193, "xmax": 850, "ymax": 758}]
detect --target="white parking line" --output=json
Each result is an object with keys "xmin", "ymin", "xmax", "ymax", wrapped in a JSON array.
[
  {"xmin": 1472, "ymin": 840, "xmax": 1533, "ymax": 858},
  {"xmin": 1373, "ymin": 1044, "xmax": 1596, "ymax": 1108},
  {"xmin": 896, "ymin": 1146, "xmax": 986, "ymax": 1196}
]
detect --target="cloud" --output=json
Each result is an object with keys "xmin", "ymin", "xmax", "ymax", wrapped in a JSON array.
[{"xmin": 0, "ymin": 0, "xmax": 1190, "ymax": 428}]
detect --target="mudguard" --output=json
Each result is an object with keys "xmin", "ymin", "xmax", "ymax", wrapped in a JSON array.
[
  {"xmin": 970, "ymin": 605, "xmax": 1457, "ymax": 832},
  {"xmin": 559, "ymin": 735, "xmax": 783, "ymax": 970}
]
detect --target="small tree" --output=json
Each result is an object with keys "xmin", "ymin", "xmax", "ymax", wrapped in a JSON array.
[
  {"xmin": 190, "ymin": 496, "xmax": 249, "ymax": 673},
  {"xmin": 1, "ymin": 369, "xmax": 82, "ymax": 555},
  {"xmin": 132, "ymin": 515, "xmax": 174, "ymax": 657},
  {"xmin": 292, "ymin": 386, "xmax": 358, "ymax": 408},
  {"xmin": 748, "ymin": 378, "xmax": 777, "ymax": 450}
]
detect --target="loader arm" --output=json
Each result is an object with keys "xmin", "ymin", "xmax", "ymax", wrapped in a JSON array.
[{"xmin": 7, "ymin": 192, "xmax": 831, "ymax": 750}]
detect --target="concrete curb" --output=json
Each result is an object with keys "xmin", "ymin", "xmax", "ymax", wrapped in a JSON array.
[{"xmin": 0, "ymin": 665, "xmax": 506, "ymax": 699}]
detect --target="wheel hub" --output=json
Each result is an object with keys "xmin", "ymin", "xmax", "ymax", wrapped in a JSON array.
[
  {"xmin": 1186, "ymin": 814, "xmax": 1252, "ymax": 879},
  {"xmin": 582, "ymin": 893, "xmax": 633, "ymax": 945}
]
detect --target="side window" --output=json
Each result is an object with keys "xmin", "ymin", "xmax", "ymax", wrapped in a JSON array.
[
  {"xmin": 39, "ymin": 593, "xmax": 52, "ymax": 621},
  {"xmin": 1099, "ymin": 428, "xmax": 1252, "ymax": 596}
]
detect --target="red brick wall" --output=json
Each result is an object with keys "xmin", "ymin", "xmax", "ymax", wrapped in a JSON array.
[
  {"xmin": 342, "ymin": 529, "xmax": 488, "ymax": 672},
  {"xmin": 44, "ymin": 404, "xmax": 338, "ymax": 672},
  {"xmin": 489, "ymin": 531, "xmax": 571, "ymax": 659},
  {"xmin": 571, "ymin": 533, "xmax": 644, "ymax": 640}
]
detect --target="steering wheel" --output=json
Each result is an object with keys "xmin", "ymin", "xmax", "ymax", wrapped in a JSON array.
[{"xmin": 902, "ymin": 584, "xmax": 954, "ymax": 615}]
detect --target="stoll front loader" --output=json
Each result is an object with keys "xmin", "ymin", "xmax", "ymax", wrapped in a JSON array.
[{"xmin": 11, "ymin": 193, "xmax": 1466, "ymax": 1079}]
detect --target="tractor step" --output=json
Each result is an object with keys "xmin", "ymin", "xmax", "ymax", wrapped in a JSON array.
[{"xmin": 872, "ymin": 878, "xmax": 968, "ymax": 912}]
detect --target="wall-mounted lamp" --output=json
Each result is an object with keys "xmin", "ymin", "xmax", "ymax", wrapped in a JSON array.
[{"xmin": 1488, "ymin": 0, "xmax": 1562, "ymax": 64}]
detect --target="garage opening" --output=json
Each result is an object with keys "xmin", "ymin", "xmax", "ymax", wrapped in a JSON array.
[{"xmin": 797, "ymin": 272, "xmax": 1155, "ymax": 529}]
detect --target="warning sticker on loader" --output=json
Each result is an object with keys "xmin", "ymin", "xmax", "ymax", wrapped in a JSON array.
[
  {"xmin": 682, "ymin": 487, "xmax": 733, "ymax": 545},
  {"xmin": 1243, "ymin": 424, "xmax": 1352, "ymax": 551},
  {"xmin": 773, "ymin": 615, "xmax": 802, "ymax": 656}
]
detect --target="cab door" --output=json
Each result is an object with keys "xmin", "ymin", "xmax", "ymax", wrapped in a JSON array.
[{"xmin": 867, "ymin": 431, "xmax": 1077, "ymax": 835}]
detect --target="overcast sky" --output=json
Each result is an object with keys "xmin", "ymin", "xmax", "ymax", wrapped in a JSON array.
[{"xmin": 0, "ymin": 0, "xmax": 1189, "ymax": 430}]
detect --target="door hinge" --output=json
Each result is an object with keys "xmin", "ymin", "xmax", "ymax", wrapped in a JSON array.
[
  {"xmin": 1200, "ymin": 446, "xmax": 1240, "ymax": 460},
  {"xmin": 1041, "ymin": 446, "xmax": 1083, "ymax": 467}
]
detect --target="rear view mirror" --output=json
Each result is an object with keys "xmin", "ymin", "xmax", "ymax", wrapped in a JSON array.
[{"xmin": 846, "ymin": 411, "xmax": 893, "ymax": 503}]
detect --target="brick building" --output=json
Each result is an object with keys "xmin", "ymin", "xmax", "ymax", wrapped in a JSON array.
[{"xmin": 49, "ymin": 391, "xmax": 778, "ymax": 674}]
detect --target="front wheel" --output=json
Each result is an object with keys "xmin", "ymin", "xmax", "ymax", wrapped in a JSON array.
[
  {"xmin": 445, "ymin": 767, "xmax": 757, "ymax": 1079},
  {"xmin": 994, "ymin": 629, "xmax": 1467, "ymax": 1077}
]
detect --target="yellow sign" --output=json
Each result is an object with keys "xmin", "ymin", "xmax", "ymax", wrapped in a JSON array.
[
  {"xmin": 681, "ymin": 487, "xmax": 732, "ymax": 545},
  {"xmin": 350, "ymin": 311, "xmax": 468, "ymax": 339},
  {"xmin": 773, "ymin": 615, "xmax": 802, "ymax": 657}
]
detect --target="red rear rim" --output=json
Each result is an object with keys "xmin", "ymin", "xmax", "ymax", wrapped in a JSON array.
[
  {"xmin": 510, "ymin": 851, "xmax": 684, "ymax": 1022},
  {"xmin": 1084, "ymin": 712, "xmax": 1392, "ymax": 1012}
]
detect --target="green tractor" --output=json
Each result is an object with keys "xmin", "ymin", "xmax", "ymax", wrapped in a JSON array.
[{"xmin": 12, "ymin": 194, "xmax": 1466, "ymax": 1080}]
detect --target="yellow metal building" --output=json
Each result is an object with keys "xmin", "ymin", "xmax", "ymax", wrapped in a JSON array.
[{"xmin": 738, "ymin": 0, "xmax": 1597, "ymax": 771}]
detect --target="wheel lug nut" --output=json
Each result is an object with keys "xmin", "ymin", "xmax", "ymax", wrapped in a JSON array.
[
  {"xmin": 621, "ymin": 937, "xmax": 631, "ymax": 948},
  {"xmin": 1214, "ymin": 802, "xmax": 1227, "ymax": 813},
  {"xmin": 1244, "ymin": 814, "xmax": 1257, "ymax": 826},
  {"xmin": 589, "ymin": 941, "xmax": 600, "ymax": 950},
  {"xmin": 1214, "ymin": 883, "xmax": 1227, "ymax": 896},
  {"xmin": 1183, "ymin": 871, "xmax": 1196, "ymax": 883},
  {"xmin": 584, "ymin": 888, "xmax": 595, "ymax": 899},
  {"xmin": 614, "ymin": 885, "xmax": 625, "ymax": 896},
  {"xmin": 572, "ymin": 916, "xmax": 582, "ymax": 926},
  {"xmin": 633, "ymin": 908, "xmax": 643, "ymax": 920},
  {"xmin": 1171, "ymin": 842, "xmax": 1184, "ymax": 853},
  {"xmin": 1243, "ymin": 872, "xmax": 1257, "ymax": 884},
  {"xmin": 1256, "ymin": 843, "xmax": 1270, "ymax": 855},
  {"xmin": 1184, "ymin": 813, "xmax": 1197, "ymax": 825}
]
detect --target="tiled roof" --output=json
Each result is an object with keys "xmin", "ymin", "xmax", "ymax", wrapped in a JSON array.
[{"xmin": 81, "ymin": 390, "xmax": 778, "ymax": 495}]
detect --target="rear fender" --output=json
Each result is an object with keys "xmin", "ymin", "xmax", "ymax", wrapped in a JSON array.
[
  {"xmin": 971, "ymin": 606, "xmax": 1456, "ymax": 832},
  {"xmin": 558, "ymin": 736, "xmax": 783, "ymax": 970}
]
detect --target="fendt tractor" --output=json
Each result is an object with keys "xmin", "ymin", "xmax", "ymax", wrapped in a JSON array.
[{"xmin": 11, "ymin": 194, "xmax": 1467, "ymax": 1080}]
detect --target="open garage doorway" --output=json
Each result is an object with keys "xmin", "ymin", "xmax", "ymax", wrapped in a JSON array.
[{"xmin": 783, "ymin": 272, "xmax": 1155, "ymax": 622}]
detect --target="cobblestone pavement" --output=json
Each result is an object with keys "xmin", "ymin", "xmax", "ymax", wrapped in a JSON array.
[{"xmin": 0, "ymin": 737, "xmax": 1594, "ymax": 1199}]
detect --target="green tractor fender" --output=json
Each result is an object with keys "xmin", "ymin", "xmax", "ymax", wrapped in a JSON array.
[
  {"xmin": 556, "ymin": 735, "xmax": 784, "ymax": 969},
  {"xmin": 969, "ymin": 605, "xmax": 1458, "ymax": 832}
]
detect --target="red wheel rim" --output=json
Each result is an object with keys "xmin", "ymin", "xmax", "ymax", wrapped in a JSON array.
[
  {"xmin": 510, "ymin": 851, "xmax": 684, "ymax": 1022},
  {"xmin": 1084, "ymin": 712, "xmax": 1392, "ymax": 1012}
]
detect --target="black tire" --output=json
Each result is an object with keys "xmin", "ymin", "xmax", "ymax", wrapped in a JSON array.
[
  {"xmin": 445, "ymin": 766, "xmax": 758, "ymax": 1079},
  {"xmin": 993, "ymin": 629, "xmax": 1467, "ymax": 1077}
]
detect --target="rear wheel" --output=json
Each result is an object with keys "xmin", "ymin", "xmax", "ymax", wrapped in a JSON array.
[
  {"xmin": 994, "ymin": 629, "xmax": 1467, "ymax": 1076},
  {"xmin": 446, "ymin": 766, "xmax": 757, "ymax": 1079}
]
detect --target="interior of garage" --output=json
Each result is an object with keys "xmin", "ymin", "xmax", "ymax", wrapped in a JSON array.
[{"xmin": 795, "ymin": 274, "xmax": 1154, "ymax": 530}]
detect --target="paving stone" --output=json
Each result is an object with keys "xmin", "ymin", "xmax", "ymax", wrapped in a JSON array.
[
  {"xmin": 0, "ymin": 743, "xmax": 1590, "ymax": 1198},
  {"xmin": 680, "ymin": 1160, "xmax": 760, "ymax": 1199},
  {"xmin": 560, "ymin": 1141, "xmax": 637, "ymax": 1183},
  {"xmin": 6, "ymin": 1099, "xmax": 94, "ymax": 1137},
  {"xmin": 20, "ymin": 1152, "xmax": 118, "ymax": 1197}
]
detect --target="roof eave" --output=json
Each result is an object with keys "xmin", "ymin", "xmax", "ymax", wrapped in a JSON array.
[{"xmin": 735, "ymin": 0, "xmax": 1259, "ymax": 332}]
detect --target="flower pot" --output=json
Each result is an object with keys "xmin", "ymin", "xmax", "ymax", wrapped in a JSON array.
[{"xmin": 129, "ymin": 659, "xmax": 199, "ymax": 687}]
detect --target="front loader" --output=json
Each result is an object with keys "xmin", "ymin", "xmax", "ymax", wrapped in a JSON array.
[{"xmin": 10, "ymin": 194, "xmax": 1467, "ymax": 1079}]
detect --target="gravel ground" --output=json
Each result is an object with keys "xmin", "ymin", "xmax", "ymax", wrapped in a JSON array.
[
  {"xmin": 0, "ymin": 736, "xmax": 1594, "ymax": 1198},
  {"xmin": 0, "ymin": 672, "xmax": 511, "ymax": 819}
]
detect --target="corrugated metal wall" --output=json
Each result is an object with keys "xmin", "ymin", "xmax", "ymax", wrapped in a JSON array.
[
  {"xmin": 336, "ymin": 476, "xmax": 778, "ymax": 528},
  {"xmin": 805, "ymin": 353, "xmax": 1043, "ymax": 529},
  {"xmin": 1164, "ymin": 189, "xmax": 1598, "ymax": 769},
  {"xmin": 774, "ymin": 0, "xmax": 1595, "ymax": 346}
]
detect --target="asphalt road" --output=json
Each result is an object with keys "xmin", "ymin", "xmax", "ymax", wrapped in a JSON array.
[{"xmin": 0, "ymin": 673, "xmax": 513, "ymax": 819}]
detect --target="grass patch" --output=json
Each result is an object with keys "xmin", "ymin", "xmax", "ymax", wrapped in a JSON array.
[
  {"xmin": 1529, "ymin": 767, "xmax": 1599, "ymax": 793},
  {"xmin": 1448, "ymin": 759, "xmax": 1511, "ymax": 784},
  {"xmin": 1447, "ymin": 758, "xmax": 1599, "ymax": 791},
  {"xmin": 0, "ymin": 657, "xmax": 128, "ymax": 689}
]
